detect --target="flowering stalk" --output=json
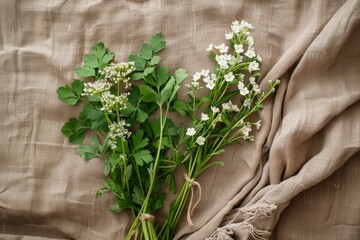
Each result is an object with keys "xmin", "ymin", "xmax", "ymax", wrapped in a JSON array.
[{"xmin": 159, "ymin": 20, "xmax": 280, "ymax": 239}]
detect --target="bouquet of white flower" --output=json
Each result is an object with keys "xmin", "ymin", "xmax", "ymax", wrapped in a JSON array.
[{"xmin": 57, "ymin": 20, "xmax": 279, "ymax": 240}]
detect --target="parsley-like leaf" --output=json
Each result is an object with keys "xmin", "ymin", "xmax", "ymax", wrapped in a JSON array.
[
  {"xmin": 75, "ymin": 66, "xmax": 96, "ymax": 78},
  {"xmin": 140, "ymin": 85, "xmax": 159, "ymax": 104},
  {"xmin": 139, "ymin": 43, "xmax": 153, "ymax": 60},
  {"xmin": 133, "ymin": 150, "xmax": 153, "ymax": 166},
  {"xmin": 57, "ymin": 80, "xmax": 83, "ymax": 105},
  {"xmin": 61, "ymin": 118, "xmax": 88, "ymax": 144},
  {"xmin": 75, "ymin": 134, "xmax": 101, "ymax": 160},
  {"xmin": 150, "ymin": 33, "xmax": 166, "ymax": 53},
  {"xmin": 91, "ymin": 42, "xmax": 107, "ymax": 60},
  {"xmin": 149, "ymin": 55, "xmax": 161, "ymax": 66},
  {"xmin": 128, "ymin": 54, "xmax": 146, "ymax": 70}
]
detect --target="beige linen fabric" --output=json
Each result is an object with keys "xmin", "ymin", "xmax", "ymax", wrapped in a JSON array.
[{"xmin": 0, "ymin": 0, "xmax": 359, "ymax": 240}]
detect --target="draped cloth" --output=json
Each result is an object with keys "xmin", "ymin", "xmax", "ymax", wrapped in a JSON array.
[{"xmin": 0, "ymin": 0, "xmax": 359, "ymax": 239}]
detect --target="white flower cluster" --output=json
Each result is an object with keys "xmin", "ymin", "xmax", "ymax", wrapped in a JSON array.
[
  {"xmin": 221, "ymin": 100, "xmax": 240, "ymax": 112},
  {"xmin": 82, "ymin": 79, "xmax": 112, "ymax": 97},
  {"xmin": 100, "ymin": 62, "xmax": 135, "ymax": 87},
  {"xmin": 187, "ymin": 69, "xmax": 219, "ymax": 91},
  {"xmin": 100, "ymin": 92, "xmax": 129, "ymax": 112},
  {"xmin": 108, "ymin": 120, "xmax": 131, "ymax": 149},
  {"xmin": 206, "ymin": 20, "xmax": 262, "ymax": 74},
  {"xmin": 240, "ymin": 124, "xmax": 252, "ymax": 138},
  {"xmin": 185, "ymin": 127, "xmax": 206, "ymax": 146}
]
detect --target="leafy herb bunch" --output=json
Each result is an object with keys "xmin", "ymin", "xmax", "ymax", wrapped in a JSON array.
[
  {"xmin": 57, "ymin": 20, "xmax": 279, "ymax": 240},
  {"xmin": 158, "ymin": 20, "xmax": 280, "ymax": 239},
  {"xmin": 57, "ymin": 33, "xmax": 188, "ymax": 240}
]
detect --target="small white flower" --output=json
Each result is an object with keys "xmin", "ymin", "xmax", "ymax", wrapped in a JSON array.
[
  {"xmin": 231, "ymin": 21, "xmax": 241, "ymax": 33},
  {"xmin": 241, "ymin": 20, "xmax": 253, "ymax": 29},
  {"xmin": 186, "ymin": 128, "xmax": 196, "ymax": 136},
  {"xmin": 257, "ymin": 55, "xmax": 263, "ymax": 62},
  {"xmin": 201, "ymin": 69, "xmax": 210, "ymax": 76},
  {"xmin": 229, "ymin": 56, "xmax": 237, "ymax": 65},
  {"xmin": 244, "ymin": 98, "xmax": 251, "ymax": 108},
  {"xmin": 201, "ymin": 113, "xmax": 209, "ymax": 121},
  {"xmin": 206, "ymin": 80, "xmax": 216, "ymax": 90},
  {"xmin": 240, "ymin": 125, "xmax": 252, "ymax": 137},
  {"xmin": 231, "ymin": 104, "xmax": 240, "ymax": 112},
  {"xmin": 211, "ymin": 73, "xmax": 217, "ymax": 81},
  {"xmin": 224, "ymin": 72, "xmax": 235, "ymax": 82},
  {"xmin": 196, "ymin": 136, "xmax": 206, "ymax": 145},
  {"xmin": 247, "ymin": 36, "xmax": 254, "ymax": 45},
  {"xmin": 238, "ymin": 81, "xmax": 244, "ymax": 89},
  {"xmin": 215, "ymin": 43, "xmax": 229, "ymax": 53},
  {"xmin": 240, "ymin": 87, "xmax": 250, "ymax": 96},
  {"xmin": 211, "ymin": 106, "xmax": 220, "ymax": 113},
  {"xmin": 206, "ymin": 43, "xmax": 214, "ymax": 51},
  {"xmin": 245, "ymin": 47, "xmax": 256, "ymax": 58},
  {"xmin": 222, "ymin": 102, "xmax": 231, "ymax": 110},
  {"xmin": 193, "ymin": 72, "xmax": 201, "ymax": 81},
  {"xmin": 249, "ymin": 77, "xmax": 256, "ymax": 85},
  {"xmin": 255, "ymin": 120, "xmax": 261, "ymax": 130},
  {"xmin": 252, "ymin": 84, "xmax": 261, "ymax": 94},
  {"xmin": 248, "ymin": 61, "xmax": 260, "ymax": 72},
  {"xmin": 225, "ymin": 32, "xmax": 234, "ymax": 40},
  {"xmin": 203, "ymin": 75, "xmax": 211, "ymax": 83},
  {"xmin": 234, "ymin": 44, "xmax": 244, "ymax": 53}
]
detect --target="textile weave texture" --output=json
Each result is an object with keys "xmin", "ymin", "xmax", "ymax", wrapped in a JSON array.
[{"xmin": 1, "ymin": 0, "xmax": 359, "ymax": 239}]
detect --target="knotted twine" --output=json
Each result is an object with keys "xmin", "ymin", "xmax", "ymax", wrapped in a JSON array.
[
  {"xmin": 184, "ymin": 173, "xmax": 202, "ymax": 226},
  {"xmin": 139, "ymin": 213, "xmax": 155, "ymax": 222},
  {"xmin": 127, "ymin": 213, "xmax": 155, "ymax": 239}
]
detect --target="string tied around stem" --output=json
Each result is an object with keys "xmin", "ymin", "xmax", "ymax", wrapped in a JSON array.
[
  {"xmin": 184, "ymin": 173, "xmax": 202, "ymax": 226},
  {"xmin": 139, "ymin": 213, "xmax": 155, "ymax": 222}
]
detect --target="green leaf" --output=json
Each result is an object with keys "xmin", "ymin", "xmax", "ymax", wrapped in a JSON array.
[
  {"xmin": 79, "ymin": 104, "xmax": 108, "ymax": 131},
  {"xmin": 136, "ymin": 109, "xmax": 148, "ymax": 123},
  {"xmin": 103, "ymin": 158, "xmax": 111, "ymax": 176},
  {"xmin": 139, "ymin": 43, "xmax": 153, "ymax": 60},
  {"xmin": 143, "ymin": 74, "xmax": 157, "ymax": 86},
  {"xmin": 121, "ymin": 103, "xmax": 137, "ymax": 116},
  {"xmin": 150, "ymin": 119, "xmax": 161, "ymax": 139},
  {"xmin": 160, "ymin": 76, "xmax": 175, "ymax": 103},
  {"xmin": 61, "ymin": 118, "xmax": 88, "ymax": 144},
  {"xmin": 166, "ymin": 174, "xmax": 177, "ymax": 194},
  {"xmin": 132, "ymin": 185, "xmax": 144, "ymax": 205},
  {"xmin": 101, "ymin": 52, "xmax": 115, "ymax": 65},
  {"xmin": 140, "ymin": 85, "xmax": 159, "ymax": 104},
  {"xmin": 132, "ymin": 130, "xmax": 149, "ymax": 150},
  {"xmin": 96, "ymin": 187, "xmax": 110, "ymax": 198},
  {"xmin": 128, "ymin": 54, "xmax": 146, "ymax": 70},
  {"xmin": 172, "ymin": 99, "xmax": 189, "ymax": 116},
  {"xmin": 128, "ymin": 85, "xmax": 141, "ymax": 106},
  {"xmin": 174, "ymin": 68, "xmax": 188, "ymax": 84},
  {"xmin": 108, "ymin": 153, "xmax": 125, "ymax": 166},
  {"xmin": 156, "ymin": 66, "xmax": 170, "ymax": 87},
  {"xmin": 149, "ymin": 55, "xmax": 161, "ymax": 66},
  {"xmin": 130, "ymin": 72, "xmax": 144, "ymax": 80},
  {"xmin": 57, "ymin": 86, "xmax": 78, "ymax": 105},
  {"xmin": 133, "ymin": 150, "xmax": 153, "ymax": 166},
  {"xmin": 75, "ymin": 66, "xmax": 96, "ymax": 78},
  {"xmin": 91, "ymin": 42, "xmax": 107, "ymax": 60},
  {"xmin": 84, "ymin": 54, "xmax": 98, "ymax": 68},
  {"xmin": 75, "ymin": 134, "xmax": 101, "ymax": 160},
  {"xmin": 71, "ymin": 80, "xmax": 84, "ymax": 96},
  {"xmin": 150, "ymin": 192, "xmax": 166, "ymax": 212},
  {"xmin": 150, "ymin": 33, "xmax": 166, "ymax": 53},
  {"xmin": 144, "ymin": 67, "xmax": 155, "ymax": 76}
]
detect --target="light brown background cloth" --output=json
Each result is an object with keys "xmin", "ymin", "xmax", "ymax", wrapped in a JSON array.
[{"xmin": 0, "ymin": 0, "xmax": 359, "ymax": 239}]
